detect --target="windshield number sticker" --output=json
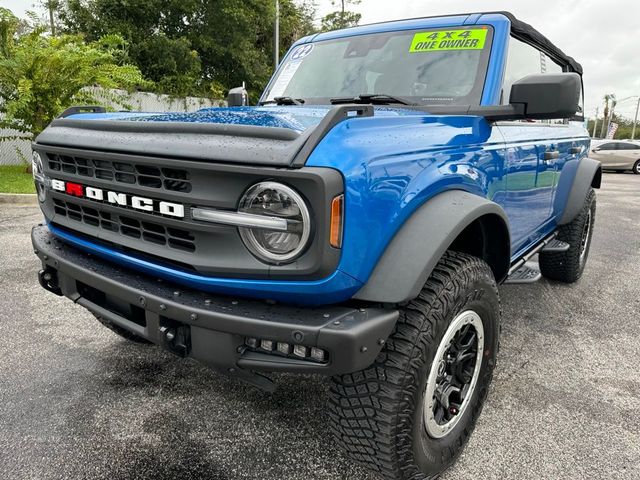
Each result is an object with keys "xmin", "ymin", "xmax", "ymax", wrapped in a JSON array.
[
  {"xmin": 267, "ymin": 44, "xmax": 314, "ymax": 99},
  {"xmin": 410, "ymin": 28, "xmax": 488, "ymax": 53},
  {"xmin": 291, "ymin": 44, "xmax": 314, "ymax": 60}
]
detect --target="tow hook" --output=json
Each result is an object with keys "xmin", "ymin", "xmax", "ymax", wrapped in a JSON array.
[
  {"xmin": 38, "ymin": 268, "xmax": 63, "ymax": 296},
  {"xmin": 159, "ymin": 322, "xmax": 191, "ymax": 358}
]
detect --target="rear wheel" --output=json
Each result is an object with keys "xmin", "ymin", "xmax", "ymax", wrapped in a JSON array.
[
  {"xmin": 539, "ymin": 188, "xmax": 596, "ymax": 283},
  {"xmin": 329, "ymin": 252, "xmax": 500, "ymax": 480},
  {"xmin": 633, "ymin": 160, "xmax": 640, "ymax": 174}
]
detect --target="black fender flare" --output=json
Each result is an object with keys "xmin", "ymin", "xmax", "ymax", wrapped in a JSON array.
[
  {"xmin": 558, "ymin": 157, "xmax": 601, "ymax": 225},
  {"xmin": 353, "ymin": 190, "xmax": 511, "ymax": 304}
]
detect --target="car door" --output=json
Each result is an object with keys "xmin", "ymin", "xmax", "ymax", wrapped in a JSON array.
[
  {"xmin": 591, "ymin": 142, "xmax": 623, "ymax": 169},
  {"xmin": 497, "ymin": 36, "xmax": 575, "ymax": 254},
  {"xmin": 498, "ymin": 123, "xmax": 573, "ymax": 253},
  {"xmin": 615, "ymin": 142, "xmax": 640, "ymax": 170}
]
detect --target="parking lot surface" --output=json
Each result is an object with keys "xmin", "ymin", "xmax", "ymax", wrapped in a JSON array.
[{"xmin": 1, "ymin": 173, "xmax": 638, "ymax": 480}]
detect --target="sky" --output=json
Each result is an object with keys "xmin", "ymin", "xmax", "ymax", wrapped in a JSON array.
[{"xmin": 4, "ymin": 0, "xmax": 640, "ymax": 119}]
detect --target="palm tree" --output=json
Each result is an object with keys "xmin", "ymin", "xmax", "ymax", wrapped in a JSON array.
[{"xmin": 600, "ymin": 93, "xmax": 615, "ymax": 138}]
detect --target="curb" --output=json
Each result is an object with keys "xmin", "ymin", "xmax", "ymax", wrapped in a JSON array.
[{"xmin": 0, "ymin": 193, "xmax": 38, "ymax": 205}]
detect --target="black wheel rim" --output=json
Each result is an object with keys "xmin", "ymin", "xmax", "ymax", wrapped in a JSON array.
[
  {"xmin": 579, "ymin": 207, "xmax": 592, "ymax": 264},
  {"xmin": 423, "ymin": 310, "xmax": 484, "ymax": 438}
]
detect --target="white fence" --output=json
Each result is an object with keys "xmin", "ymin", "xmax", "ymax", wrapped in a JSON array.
[
  {"xmin": 0, "ymin": 129, "xmax": 32, "ymax": 166},
  {"xmin": 0, "ymin": 89, "xmax": 224, "ymax": 165}
]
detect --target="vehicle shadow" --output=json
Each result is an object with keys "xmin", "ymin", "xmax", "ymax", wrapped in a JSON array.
[{"xmin": 59, "ymin": 330, "xmax": 371, "ymax": 480}]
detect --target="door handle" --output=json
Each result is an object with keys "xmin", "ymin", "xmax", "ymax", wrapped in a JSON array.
[{"xmin": 570, "ymin": 147, "xmax": 582, "ymax": 154}]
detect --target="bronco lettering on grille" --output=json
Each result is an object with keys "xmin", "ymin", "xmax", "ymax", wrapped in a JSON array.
[{"xmin": 50, "ymin": 179, "xmax": 185, "ymax": 218}]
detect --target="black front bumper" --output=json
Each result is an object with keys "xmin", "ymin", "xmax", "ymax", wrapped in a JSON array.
[{"xmin": 32, "ymin": 225, "xmax": 398, "ymax": 389}]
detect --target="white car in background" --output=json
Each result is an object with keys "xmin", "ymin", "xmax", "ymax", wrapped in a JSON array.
[{"xmin": 590, "ymin": 140, "xmax": 640, "ymax": 174}]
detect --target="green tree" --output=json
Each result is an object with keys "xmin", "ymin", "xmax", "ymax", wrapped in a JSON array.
[
  {"xmin": 278, "ymin": 0, "xmax": 317, "ymax": 58},
  {"xmin": 133, "ymin": 35, "xmax": 201, "ymax": 96},
  {"xmin": 162, "ymin": 0, "xmax": 317, "ymax": 98},
  {"xmin": 0, "ymin": 7, "xmax": 19, "ymax": 56},
  {"xmin": 42, "ymin": 0, "xmax": 60, "ymax": 35},
  {"xmin": 58, "ymin": 0, "xmax": 318, "ymax": 98},
  {"xmin": 58, "ymin": 0, "xmax": 203, "ymax": 96},
  {"xmin": 321, "ymin": 0, "xmax": 361, "ymax": 31},
  {"xmin": 0, "ymin": 8, "xmax": 148, "ymax": 139},
  {"xmin": 588, "ymin": 114, "xmax": 640, "ymax": 140}
]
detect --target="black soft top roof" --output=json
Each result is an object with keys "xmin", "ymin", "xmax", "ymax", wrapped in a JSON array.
[{"xmin": 498, "ymin": 11, "xmax": 583, "ymax": 75}]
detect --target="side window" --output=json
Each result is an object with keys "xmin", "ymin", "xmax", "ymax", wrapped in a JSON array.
[
  {"xmin": 502, "ymin": 36, "xmax": 574, "ymax": 124},
  {"xmin": 617, "ymin": 143, "xmax": 638, "ymax": 151},
  {"xmin": 502, "ymin": 37, "xmax": 565, "ymax": 104},
  {"xmin": 540, "ymin": 52, "xmax": 562, "ymax": 74},
  {"xmin": 598, "ymin": 143, "xmax": 618, "ymax": 151}
]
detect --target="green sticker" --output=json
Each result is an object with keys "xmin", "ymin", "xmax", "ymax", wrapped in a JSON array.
[{"xmin": 410, "ymin": 28, "xmax": 488, "ymax": 53}]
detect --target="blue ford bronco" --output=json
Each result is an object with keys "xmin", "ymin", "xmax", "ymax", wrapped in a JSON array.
[{"xmin": 32, "ymin": 11, "xmax": 601, "ymax": 479}]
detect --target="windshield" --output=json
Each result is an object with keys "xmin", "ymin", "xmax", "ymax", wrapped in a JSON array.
[{"xmin": 263, "ymin": 26, "xmax": 493, "ymax": 106}]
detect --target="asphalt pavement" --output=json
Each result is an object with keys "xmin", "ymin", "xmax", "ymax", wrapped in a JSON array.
[{"xmin": 0, "ymin": 173, "xmax": 638, "ymax": 480}]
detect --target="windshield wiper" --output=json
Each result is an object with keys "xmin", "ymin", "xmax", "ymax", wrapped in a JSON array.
[
  {"xmin": 260, "ymin": 96, "xmax": 305, "ymax": 106},
  {"xmin": 330, "ymin": 93, "xmax": 416, "ymax": 106}
]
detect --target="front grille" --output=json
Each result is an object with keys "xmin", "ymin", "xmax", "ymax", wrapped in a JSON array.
[
  {"xmin": 35, "ymin": 143, "xmax": 342, "ymax": 280},
  {"xmin": 46, "ymin": 153, "xmax": 191, "ymax": 193},
  {"xmin": 53, "ymin": 198, "xmax": 196, "ymax": 252}
]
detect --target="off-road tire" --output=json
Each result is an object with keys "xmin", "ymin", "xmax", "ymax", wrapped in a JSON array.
[
  {"xmin": 93, "ymin": 313, "xmax": 151, "ymax": 344},
  {"xmin": 633, "ymin": 160, "xmax": 640, "ymax": 174},
  {"xmin": 539, "ymin": 188, "xmax": 596, "ymax": 283},
  {"xmin": 329, "ymin": 251, "xmax": 500, "ymax": 480}
]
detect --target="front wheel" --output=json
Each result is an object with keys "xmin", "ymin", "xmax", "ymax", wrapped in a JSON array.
[
  {"xmin": 329, "ymin": 251, "xmax": 500, "ymax": 480},
  {"xmin": 633, "ymin": 160, "xmax": 640, "ymax": 174}
]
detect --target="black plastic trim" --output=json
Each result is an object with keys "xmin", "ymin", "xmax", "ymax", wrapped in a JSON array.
[
  {"xmin": 58, "ymin": 106, "xmax": 106, "ymax": 118},
  {"xmin": 32, "ymin": 225, "xmax": 398, "ymax": 378},
  {"xmin": 37, "ymin": 118, "xmax": 306, "ymax": 167},
  {"xmin": 52, "ymin": 118, "xmax": 301, "ymax": 140},
  {"xmin": 500, "ymin": 11, "xmax": 582, "ymax": 75},
  {"xmin": 353, "ymin": 190, "xmax": 510, "ymax": 303},
  {"xmin": 558, "ymin": 157, "xmax": 601, "ymax": 225},
  {"xmin": 38, "ymin": 105, "xmax": 376, "ymax": 168},
  {"xmin": 422, "ymin": 104, "xmax": 525, "ymax": 121},
  {"xmin": 292, "ymin": 105, "xmax": 374, "ymax": 166}
]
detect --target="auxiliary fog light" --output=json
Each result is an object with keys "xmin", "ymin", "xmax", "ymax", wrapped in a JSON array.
[
  {"xmin": 310, "ymin": 347, "xmax": 327, "ymax": 362},
  {"xmin": 293, "ymin": 345, "xmax": 310, "ymax": 358},
  {"xmin": 277, "ymin": 342, "xmax": 293, "ymax": 354},
  {"xmin": 260, "ymin": 340, "xmax": 275, "ymax": 351},
  {"xmin": 244, "ymin": 337, "xmax": 328, "ymax": 363}
]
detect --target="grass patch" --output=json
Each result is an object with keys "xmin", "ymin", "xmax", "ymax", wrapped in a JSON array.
[{"xmin": 0, "ymin": 165, "xmax": 36, "ymax": 194}]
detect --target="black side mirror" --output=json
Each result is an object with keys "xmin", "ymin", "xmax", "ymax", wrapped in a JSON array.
[
  {"xmin": 509, "ymin": 73, "xmax": 581, "ymax": 120},
  {"xmin": 227, "ymin": 85, "xmax": 248, "ymax": 107}
]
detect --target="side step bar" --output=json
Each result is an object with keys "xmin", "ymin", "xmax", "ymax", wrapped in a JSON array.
[
  {"xmin": 504, "ymin": 233, "xmax": 569, "ymax": 285},
  {"xmin": 504, "ymin": 265, "xmax": 541, "ymax": 284},
  {"xmin": 541, "ymin": 238, "xmax": 570, "ymax": 253}
]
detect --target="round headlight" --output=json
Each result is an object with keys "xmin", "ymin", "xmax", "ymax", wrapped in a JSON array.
[
  {"xmin": 32, "ymin": 151, "xmax": 46, "ymax": 203},
  {"xmin": 238, "ymin": 182, "xmax": 311, "ymax": 264}
]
